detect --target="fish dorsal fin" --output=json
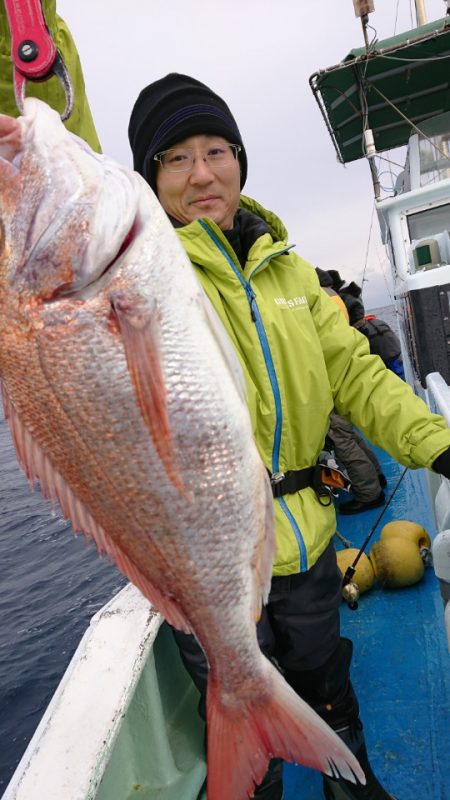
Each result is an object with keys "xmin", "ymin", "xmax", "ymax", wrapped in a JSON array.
[{"xmin": 1, "ymin": 382, "xmax": 192, "ymax": 634}]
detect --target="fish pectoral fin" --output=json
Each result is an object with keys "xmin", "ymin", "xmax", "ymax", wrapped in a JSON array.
[{"xmin": 110, "ymin": 291, "xmax": 185, "ymax": 495}]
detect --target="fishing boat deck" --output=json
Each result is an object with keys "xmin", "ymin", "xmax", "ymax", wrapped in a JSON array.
[{"xmin": 284, "ymin": 446, "xmax": 450, "ymax": 800}]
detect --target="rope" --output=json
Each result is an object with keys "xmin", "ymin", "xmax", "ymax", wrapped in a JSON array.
[{"xmin": 361, "ymin": 200, "xmax": 375, "ymax": 300}]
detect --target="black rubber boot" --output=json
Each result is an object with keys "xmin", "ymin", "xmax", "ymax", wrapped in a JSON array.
[{"xmin": 284, "ymin": 639, "xmax": 398, "ymax": 800}]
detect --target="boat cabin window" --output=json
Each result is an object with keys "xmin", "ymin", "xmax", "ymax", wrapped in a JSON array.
[
  {"xmin": 418, "ymin": 112, "xmax": 450, "ymax": 187},
  {"xmin": 406, "ymin": 204, "xmax": 450, "ymax": 270},
  {"xmin": 407, "ymin": 203, "xmax": 450, "ymax": 242}
]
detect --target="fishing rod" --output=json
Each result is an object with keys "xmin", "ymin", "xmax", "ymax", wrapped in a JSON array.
[{"xmin": 341, "ymin": 465, "xmax": 409, "ymax": 609}]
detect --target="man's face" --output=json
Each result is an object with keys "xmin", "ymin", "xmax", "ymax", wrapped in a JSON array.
[{"xmin": 155, "ymin": 134, "xmax": 241, "ymax": 231}]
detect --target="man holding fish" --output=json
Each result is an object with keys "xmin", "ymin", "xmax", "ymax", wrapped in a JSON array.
[{"xmin": 127, "ymin": 73, "xmax": 450, "ymax": 800}]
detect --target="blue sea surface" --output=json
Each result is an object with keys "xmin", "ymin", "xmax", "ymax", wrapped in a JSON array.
[{"xmin": 368, "ymin": 303, "xmax": 400, "ymax": 331}]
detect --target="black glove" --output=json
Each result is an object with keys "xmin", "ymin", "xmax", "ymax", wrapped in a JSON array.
[{"xmin": 432, "ymin": 448, "xmax": 450, "ymax": 480}]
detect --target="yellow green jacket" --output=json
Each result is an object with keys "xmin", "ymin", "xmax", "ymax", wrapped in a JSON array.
[
  {"xmin": 0, "ymin": 0, "xmax": 100, "ymax": 151},
  {"xmin": 177, "ymin": 195, "xmax": 450, "ymax": 576}
]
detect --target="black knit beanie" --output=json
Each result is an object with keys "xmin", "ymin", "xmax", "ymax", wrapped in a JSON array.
[
  {"xmin": 316, "ymin": 268, "xmax": 334, "ymax": 288},
  {"xmin": 341, "ymin": 292, "xmax": 366, "ymax": 325},
  {"xmin": 128, "ymin": 73, "xmax": 247, "ymax": 192},
  {"xmin": 327, "ymin": 270, "xmax": 346, "ymax": 292}
]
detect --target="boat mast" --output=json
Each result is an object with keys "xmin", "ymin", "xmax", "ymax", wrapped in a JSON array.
[
  {"xmin": 350, "ymin": 0, "xmax": 448, "ymax": 200},
  {"xmin": 414, "ymin": 0, "xmax": 428, "ymax": 25},
  {"xmin": 352, "ymin": 1, "xmax": 381, "ymax": 199},
  {"xmin": 351, "ymin": 0, "xmax": 432, "ymax": 198},
  {"xmin": 353, "ymin": 0, "xmax": 375, "ymax": 47}
]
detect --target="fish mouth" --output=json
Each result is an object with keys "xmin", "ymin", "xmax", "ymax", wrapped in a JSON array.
[{"xmin": 46, "ymin": 218, "xmax": 139, "ymax": 302}]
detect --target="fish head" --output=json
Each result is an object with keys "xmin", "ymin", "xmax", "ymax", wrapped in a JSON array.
[{"xmin": 0, "ymin": 98, "xmax": 140, "ymax": 304}]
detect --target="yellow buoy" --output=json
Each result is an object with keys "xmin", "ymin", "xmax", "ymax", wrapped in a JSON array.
[
  {"xmin": 380, "ymin": 520, "xmax": 431, "ymax": 549},
  {"xmin": 369, "ymin": 538, "xmax": 425, "ymax": 588},
  {"xmin": 336, "ymin": 548, "xmax": 375, "ymax": 594}
]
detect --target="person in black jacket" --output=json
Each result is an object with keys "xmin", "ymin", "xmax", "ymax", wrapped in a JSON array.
[
  {"xmin": 329, "ymin": 412, "xmax": 387, "ymax": 514},
  {"xmin": 339, "ymin": 284, "xmax": 405, "ymax": 380}
]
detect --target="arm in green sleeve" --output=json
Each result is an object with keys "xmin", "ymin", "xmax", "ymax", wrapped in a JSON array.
[{"xmin": 307, "ymin": 263, "xmax": 450, "ymax": 470}]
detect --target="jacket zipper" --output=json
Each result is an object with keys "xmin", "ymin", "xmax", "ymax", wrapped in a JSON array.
[{"xmin": 198, "ymin": 221, "xmax": 308, "ymax": 570}]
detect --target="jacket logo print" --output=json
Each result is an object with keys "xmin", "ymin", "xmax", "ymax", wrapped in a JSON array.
[{"xmin": 274, "ymin": 295, "xmax": 308, "ymax": 310}]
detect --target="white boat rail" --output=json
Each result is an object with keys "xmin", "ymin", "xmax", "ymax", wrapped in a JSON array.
[
  {"xmin": 425, "ymin": 372, "xmax": 450, "ymax": 648},
  {"xmin": 2, "ymin": 584, "xmax": 160, "ymax": 800},
  {"xmin": 2, "ymin": 583, "xmax": 206, "ymax": 800}
]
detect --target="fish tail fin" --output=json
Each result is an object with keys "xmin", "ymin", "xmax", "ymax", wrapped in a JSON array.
[{"xmin": 206, "ymin": 659, "xmax": 365, "ymax": 800}]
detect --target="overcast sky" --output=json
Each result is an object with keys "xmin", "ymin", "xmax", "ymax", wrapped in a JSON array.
[{"xmin": 57, "ymin": 0, "xmax": 448, "ymax": 309}]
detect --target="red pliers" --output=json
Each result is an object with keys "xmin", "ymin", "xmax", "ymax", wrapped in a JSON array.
[{"xmin": 4, "ymin": 0, "xmax": 74, "ymax": 120}]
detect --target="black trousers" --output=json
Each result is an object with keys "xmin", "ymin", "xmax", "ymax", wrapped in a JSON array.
[{"xmin": 172, "ymin": 542, "xmax": 356, "ymax": 797}]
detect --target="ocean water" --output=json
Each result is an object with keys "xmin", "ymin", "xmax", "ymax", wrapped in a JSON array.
[
  {"xmin": 367, "ymin": 303, "xmax": 400, "ymax": 332},
  {"xmin": 0, "ymin": 304, "xmax": 396, "ymax": 791}
]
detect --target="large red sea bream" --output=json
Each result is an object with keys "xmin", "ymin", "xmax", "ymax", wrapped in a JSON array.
[{"xmin": 0, "ymin": 99, "xmax": 364, "ymax": 799}]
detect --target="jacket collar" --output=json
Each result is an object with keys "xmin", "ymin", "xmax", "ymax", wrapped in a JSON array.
[{"xmin": 173, "ymin": 194, "xmax": 292, "ymax": 276}]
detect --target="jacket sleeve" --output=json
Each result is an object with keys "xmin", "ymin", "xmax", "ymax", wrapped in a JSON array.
[
  {"xmin": 0, "ymin": 0, "xmax": 101, "ymax": 152},
  {"xmin": 302, "ymin": 260, "xmax": 450, "ymax": 470}
]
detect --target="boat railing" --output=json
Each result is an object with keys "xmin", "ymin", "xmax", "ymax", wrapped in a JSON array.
[
  {"xmin": 2, "ymin": 581, "xmax": 206, "ymax": 799},
  {"xmin": 425, "ymin": 372, "xmax": 450, "ymax": 648}
]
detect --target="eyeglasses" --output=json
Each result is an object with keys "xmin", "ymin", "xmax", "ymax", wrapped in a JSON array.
[{"xmin": 153, "ymin": 143, "xmax": 241, "ymax": 173}]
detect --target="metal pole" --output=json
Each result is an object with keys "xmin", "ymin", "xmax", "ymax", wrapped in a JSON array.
[
  {"xmin": 415, "ymin": 0, "xmax": 428, "ymax": 25},
  {"xmin": 369, "ymin": 158, "xmax": 381, "ymax": 200}
]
